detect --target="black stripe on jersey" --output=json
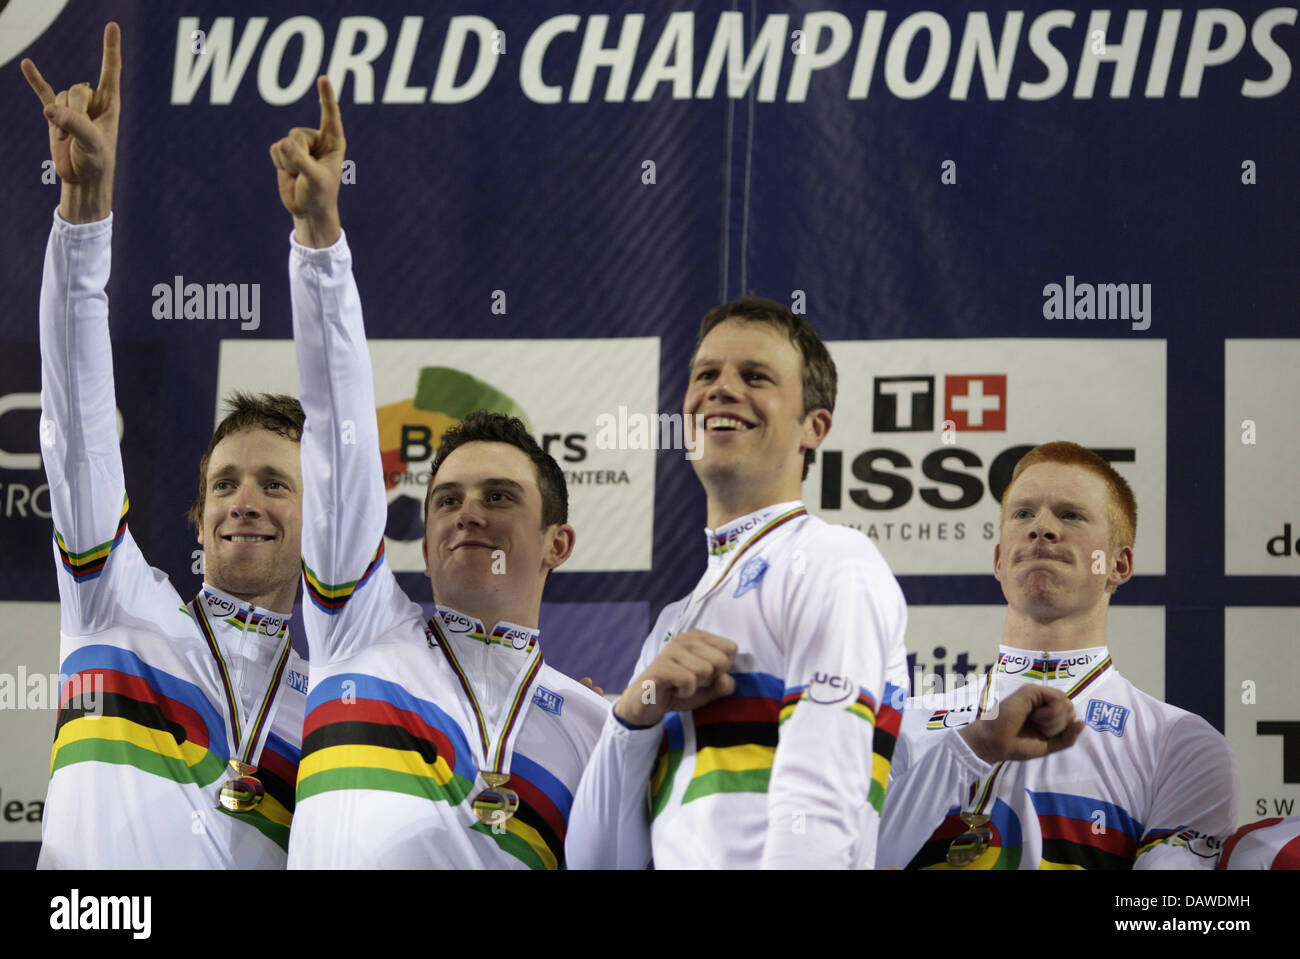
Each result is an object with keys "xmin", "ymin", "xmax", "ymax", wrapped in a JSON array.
[
  {"xmin": 907, "ymin": 814, "xmax": 967, "ymax": 870},
  {"xmin": 254, "ymin": 764, "xmax": 295, "ymax": 813},
  {"xmin": 56, "ymin": 692, "xmax": 189, "ymax": 746},
  {"xmin": 301, "ymin": 720, "xmax": 442, "ymax": 767},
  {"xmin": 1041, "ymin": 838, "xmax": 1134, "ymax": 870},
  {"xmin": 871, "ymin": 727, "xmax": 897, "ymax": 763},
  {"xmin": 514, "ymin": 800, "xmax": 564, "ymax": 869}
]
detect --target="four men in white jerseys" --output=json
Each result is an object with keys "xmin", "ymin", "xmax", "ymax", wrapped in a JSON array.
[{"xmin": 26, "ymin": 23, "xmax": 1251, "ymax": 869}]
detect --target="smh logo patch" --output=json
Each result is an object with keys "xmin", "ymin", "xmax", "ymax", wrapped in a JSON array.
[
  {"xmin": 532, "ymin": 686, "xmax": 563, "ymax": 716},
  {"xmin": 1086, "ymin": 698, "xmax": 1130, "ymax": 737},
  {"xmin": 734, "ymin": 556, "xmax": 769, "ymax": 598}
]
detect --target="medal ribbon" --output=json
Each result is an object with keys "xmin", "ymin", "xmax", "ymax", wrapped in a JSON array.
[
  {"xmin": 427, "ymin": 614, "xmax": 543, "ymax": 776},
  {"xmin": 672, "ymin": 505, "xmax": 806, "ymax": 636},
  {"xmin": 191, "ymin": 595, "xmax": 293, "ymax": 768}
]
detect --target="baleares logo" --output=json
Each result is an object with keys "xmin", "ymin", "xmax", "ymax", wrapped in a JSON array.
[{"xmin": 377, "ymin": 365, "xmax": 531, "ymax": 543}]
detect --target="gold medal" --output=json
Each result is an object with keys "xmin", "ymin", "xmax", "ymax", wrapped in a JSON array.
[
  {"xmin": 472, "ymin": 771, "xmax": 520, "ymax": 824},
  {"xmin": 218, "ymin": 760, "xmax": 265, "ymax": 813},
  {"xmin": 946, "ymin": 813, "xmax": 992, "ymax": 867}
]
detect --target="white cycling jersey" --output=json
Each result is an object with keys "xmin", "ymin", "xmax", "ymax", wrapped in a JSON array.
[
  {"xmin": 1218, "ymin": 817, "xmax": 1300, "ymax": 870},
  {"xmin": 878, "ymin": 645, "xmax": 1239, "ymax": 869},
  {"xmin": 37, "ymin": 212, "xmax": 307, "ymax": 868},
  {"xmin": 283, "ymin": 233, "xmax": 608, "ymax": 869},
  {"xmin": 566, "ymin": 503, "xmax": 910, "ymax": 868}
]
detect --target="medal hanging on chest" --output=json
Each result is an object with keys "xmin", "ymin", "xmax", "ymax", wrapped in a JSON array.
[
  {"xmin": 428, "ymin": 615, "xmax": 542, "ymax": 826},
  {"xmin": 192, "ymin": 596, "xmax": 292, "ymax": 815},
  {"xmin": 944, "ymin": 653, "xmax": 1114, "ymax": 867},
  {"xmin": 218, "ymin": 759, "xmax": 266, "ymax": 813},
  {"xmin": 946, "ymin": 812, "xmax": 995, "ymax": 867}
]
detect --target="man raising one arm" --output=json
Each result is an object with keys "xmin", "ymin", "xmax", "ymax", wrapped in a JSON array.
[
  {"xmin": 26, "ymin": 23, "xmax": 310, "ymax": 868},
  {"xmin": 274, "ymin": 79, "xmax": 608, "ymax": 868}
]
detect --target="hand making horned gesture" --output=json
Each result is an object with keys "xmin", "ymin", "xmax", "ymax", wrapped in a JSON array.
[
  {"xmin": 21, "ymin": 21, "xmax": 121, "ymax": 224},
  {"xmin": 270, "ymin": 75, "xmax": 346, "ymax": 249}
]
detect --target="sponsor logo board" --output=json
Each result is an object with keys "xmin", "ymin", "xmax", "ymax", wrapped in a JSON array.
[
  {"xmin": 1225, "ymin": 608, "xmax": 1300, "ymax": 827},
  {"xmin": 811, "ymin": 340, "xmax": 1165, "ymax": 575},
  {"xmin": 217, "ymin": 338, "xmax": 658, "ymax": 572},
  {"xmin": 1224, "ymin": 340, "xmax": 1300, "ymax": 575}
]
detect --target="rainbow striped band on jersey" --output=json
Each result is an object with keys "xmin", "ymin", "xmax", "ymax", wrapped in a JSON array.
[
  {"xmin": 190, "ymin": 595, "xmax": 293, "ymax": 811},
  {"xmin": 947, "ymin": 654, "xmax": 1115, "ymax": 867},
  {"xmin": 427, "ymin": 614, "xmax": 543, "ymax": 823}
]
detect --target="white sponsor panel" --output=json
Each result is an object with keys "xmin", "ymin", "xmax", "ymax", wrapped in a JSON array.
[
  {"xmin": 1224, "ymin": 340, "xmax": 1300, "ymax": 575},
  {"xmin": 809, "ymin": 339, "xmax": 1166, "ymax": 575},
  {"xmin": 905, "ymin": 605, "xmax": 1165, "ymax": 702},
  {"xmin": 217, "ymin": 338, "xmax": 659, "ymax": 572},
  {"xmin": 0, "ymin": 602, "xmax": 61, "ymax": 843},
  {"xmin": 1225, "ymin": 608, "xmax": 1300, "ymax": 827}
]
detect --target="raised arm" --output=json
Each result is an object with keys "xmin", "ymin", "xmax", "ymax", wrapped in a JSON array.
[
  {"xmin": 273, "ymin": 78, "xmax": 395, "ymax": 662},
  {"xmin": 25, "ymin": 24, "xmax": 136, "ymax": 634}
]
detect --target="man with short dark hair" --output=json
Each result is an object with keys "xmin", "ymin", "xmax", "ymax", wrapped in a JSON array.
[
  {"xmin": 565, "ymin": 295, "xmax": 911, "ymax": 868},
  {"xmin": 275, "ymin": 79, "xmax": 607, "ymax": 869},
  {"xmin": 26, "ymin": 24, "xmax": 310, "ymax": 868},
  {"xmin": 878, "ymin": 441, "xmax": 1239, "ymax": 869}
]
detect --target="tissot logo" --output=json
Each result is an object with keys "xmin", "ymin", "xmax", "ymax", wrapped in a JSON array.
[
  {"xmin": 945, "ymin": 375, "xmax": 1006, "ymax": 431},
  {"xmin": 873, "ymin": 377, "xmax": 935, "ymax": 432},
  {"xmin": 871, "ymin": 375, "xmax": 1007, "ymax": 433}
]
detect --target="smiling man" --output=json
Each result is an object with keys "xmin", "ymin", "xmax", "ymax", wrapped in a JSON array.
[
  {"xmin": 877, "ymin": 442, "xmax": 1239, "ymax": 869},
  {"xmin": 566, "ymin": 297, "xmax": 911, "ymax": 869},
  {"xmin": 27, "ymin": 24, "xmax": 308, "ymax": 868},
  {"xmin": 274, "ymin": 79, "xmax": 607, "ymax": 869}
]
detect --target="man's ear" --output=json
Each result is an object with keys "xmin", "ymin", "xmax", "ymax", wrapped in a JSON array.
[
  {"xmin": 543, "ymin": 524, "xmax": 577, "ymax": 573},
  {"xmin": 799, "ymin": 408, "xmax": 832, "ymax": 454},
  {"xmin": 1108, "ymin": 545, "xmax": 1135, "ymax": 591}
]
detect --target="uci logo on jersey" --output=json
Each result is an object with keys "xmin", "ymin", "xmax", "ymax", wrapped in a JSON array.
[
  {"xmin": 734, "ymin": 556, "xmax": 769, "ymax": 598},
  {"xmin": 532, "ymin": 686, "xmax": 563, "ymax": 716},
  {"xmin": 502, "ymin": 627, "xmax": 531, "ymax": 650},
  {"xmin": 807, "ymin": 672, "xmax": 855, "ymax": 705},
  {"xmin": 439, "ymin": 611, "xmax": 474, "ymax": 633},
  {"xmin": 1086, "ymin": 698, "xmax": 1129, "ymax": 737},
  {"xmin": 205, "ymin": 593, "xmax": 237, "ymax": 618}
]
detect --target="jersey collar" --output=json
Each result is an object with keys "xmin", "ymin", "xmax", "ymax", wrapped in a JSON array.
[
  {"xmin": 995, "ymin": 644, "xmax": 1111, "ymax": 690},
  {"xmin": 705, "ymin": 499, "xmax": 805, "ymax": 565},
  {"xmin": 198, "ymin": 582, "xmax": 291, "ymax": 642},
  {"xmin": 432, "ymin": 604, "xmax": 540, "ymax": 656}
]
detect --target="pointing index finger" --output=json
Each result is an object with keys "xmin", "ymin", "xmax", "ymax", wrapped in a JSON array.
[
  {"xmin": 317, "ymin": 75, "xmax": 343, "ymax": 137},
  {"xmin": 97, "ymin": 22, "xmax": 122, "ymax": 98}
]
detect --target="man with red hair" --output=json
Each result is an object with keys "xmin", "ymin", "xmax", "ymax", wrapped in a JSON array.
[{"xmin": 879, "ymin": 442, "xmax": 1239, "ymax": 869}]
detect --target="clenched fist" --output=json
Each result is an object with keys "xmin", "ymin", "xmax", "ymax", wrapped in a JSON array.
[
  {"xmin": 614, "ymin": 629, "xmax": 738, "ymax": 727},
  {"xmin": 959, "ymin": 684, "xmax": 1084, "ymax": 764}
]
